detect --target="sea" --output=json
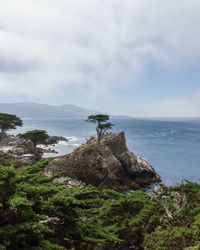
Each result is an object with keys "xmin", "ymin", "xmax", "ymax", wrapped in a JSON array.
[{"xmin": 15, "ymin": 117, "xmax": 200, "ymax": 186}]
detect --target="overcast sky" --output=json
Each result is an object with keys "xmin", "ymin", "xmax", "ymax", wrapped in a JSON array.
[{"xmin": 0, "ymin": 0, "xmax": 200, "ymax": 117}]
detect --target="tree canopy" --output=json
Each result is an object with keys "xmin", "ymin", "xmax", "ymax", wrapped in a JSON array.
[
  {"xmin": 0, "ymin": 113, "xmax": 22, "ymax": 141},
  {"xmin": 86, "ymin": 114, "xmax": 114, "ymax": 143},
  {"xmin": 21, "ymin": 130, "xmax": 49, "ymax": 146},
  {"xmin": 87, "ymin": 114, "xmax": 109, "ymax": 123},
  {"xmin": 0, "ymin": 160, "xmax": 200, "ymax": 249},
  {"xmin": 21, "ymin": 130, "xmax": 49, "ymax": 161}
]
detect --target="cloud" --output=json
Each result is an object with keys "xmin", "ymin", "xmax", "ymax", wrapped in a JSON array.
[
  {"xmin": 133, "ymin": 91, "xmax": 200, "ymax": 117},
  {"xmin": 0, "ymin": 0, "xmax": 200, "ymax": 105}
]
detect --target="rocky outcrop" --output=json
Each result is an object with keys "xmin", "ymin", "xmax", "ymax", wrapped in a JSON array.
[
  {"xmin": 0, "ymin": 134, "xmax": 68, "ymax": 166},
  {"xmin": 45, "ymin": 132, "xmax": 161, "ymax": 191},
  {"xmin": 0, "ymin": 135, "xmax": 33, "ymax": 166},
  {"xmin": 46, "ymin": 136, "xmax": 68, "ymax": 145}
]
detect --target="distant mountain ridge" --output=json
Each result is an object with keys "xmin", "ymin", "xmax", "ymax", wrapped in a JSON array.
[{"xmin": 0, "ymin": 102, "xmax": 96, "ymax": 118}]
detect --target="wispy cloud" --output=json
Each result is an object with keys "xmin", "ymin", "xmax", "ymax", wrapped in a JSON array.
[{"xmin": 133, "ymin": 90, "xmax": 200, "ymax": 117}]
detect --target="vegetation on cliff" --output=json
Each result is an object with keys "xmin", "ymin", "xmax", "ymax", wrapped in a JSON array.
[
  {"xmin": 86, "ymin": 114, "xmax": 114, "ymax": 144},
  {"xmin": 0, "ymin": 160, "xmax": 199, "ymax": 250},
  {"xmin": 20, "ymin": 130, "xmax": 49, "ymax": 161}
]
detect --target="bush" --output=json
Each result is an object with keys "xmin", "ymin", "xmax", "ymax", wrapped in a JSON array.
[{"xmin": 0, "ymin": 162, "xmax": 200, "ymax": 250}]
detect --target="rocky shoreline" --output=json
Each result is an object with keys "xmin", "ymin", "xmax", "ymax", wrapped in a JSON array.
[
  {"xmin": 6, "ymin": 131, "xmax": 197, "ymax": 249},
  {"xmin": 0, "ymin": 131, "xmax": 161, "ymax": 190},
  {"xmin": 0, "ymin": 134, "xmax": 68, "ymax": 166},
  {"xmin": 45, "ymin": 131, "xmax": 161, "ymax": 191}
]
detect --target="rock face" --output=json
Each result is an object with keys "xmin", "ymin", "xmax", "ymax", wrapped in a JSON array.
[{"xmin": 45, "ymin": 132, "xmax": 161, "ymax": 191}]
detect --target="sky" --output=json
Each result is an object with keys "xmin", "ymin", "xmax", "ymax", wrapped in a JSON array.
[{"xmin": 0, "ymin": 0, "xmax": 200, "ymax": 117}]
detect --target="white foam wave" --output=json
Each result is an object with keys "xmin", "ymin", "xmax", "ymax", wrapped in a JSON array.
[
  {"xmin": 0, "ymin": 146, "xmax": 13, "ymax": 153},
  {"xmin": 147, "ymin": 130, "xmax": 177, "ymax": 138},
  {"xmin": 65, "ymin": 136, "xmax": 85, "ymax": 145},
  {"xmin": 65, "ymin": 136, "xmax": 80, "ymax": 142},
  {"xmin": 58, "ymin": 141, "xmax": 68, "ymax": 146},
  {"xmin": 37, "ymin": 144, "xmax": 53, "ymax": 150},
  {"xmin": 170, "ymin": 129, "xmax": 177, "ymax": 134},
  {"xmin": 70, "ymin": 143, "xmax": 80, "ymax": 147}
]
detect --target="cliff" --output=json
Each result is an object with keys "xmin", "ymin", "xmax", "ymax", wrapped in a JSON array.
[{"xmin": 45, "ymin": 132, "xmax": 161, "ymax": 191}]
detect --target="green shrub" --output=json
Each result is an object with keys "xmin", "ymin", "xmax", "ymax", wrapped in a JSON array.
[{"xmin": 0, "ymin": 162, "xmax": 200, "ymax": 250}]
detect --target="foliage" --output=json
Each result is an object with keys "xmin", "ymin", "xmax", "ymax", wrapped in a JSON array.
[
  {"xmin": 0, "ymin": 113, "xmax": 22, "ymax": 141},
  {"xmin": 144, "ymin": 182, "xmax": 200, "ymax": 250},
  {"xmin": 86, "ymin": 114, "xmax": 114, "ymax": 144},
  {"xmin": 21, "ymin": 130, "xmax": 49, "ymax": 147},
  {"xmin": 0, "ymin": 162, "xmax": 200, "ymax": 249},
  {"xmin": 20, "ymin": 130, "xmax": 49, "ymax": 161}
]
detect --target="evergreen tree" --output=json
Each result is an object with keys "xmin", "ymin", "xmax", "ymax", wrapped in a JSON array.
[
  {"xmin": 0, "ymin": 161, "xmax": 200, "ymax": 249},
  {"xmin": 86, "ymin": 114, "xmax": 114, "ymax": 144},
  {"xmin": 21, "ymin": 130, "xmax": 49, "ymax": 161},
  {"xmin": 0, "ymin": 113, "xmax": 22, "ymax": 141}
]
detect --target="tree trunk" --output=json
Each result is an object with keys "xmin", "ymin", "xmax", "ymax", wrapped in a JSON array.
[
  {"xmin": 33, "ymin": 144, "xmax": 41, "ymax": 162},
  {"xmin": 0, "ymin": 129, "xmax": 5, "ymax": 142},
  {"xmin": 97, "ymin": 133, "xmax": 101, "ymax": 144},
  {"xmin": 96, "ymin": 127, "xmax": 102, "ymax": 145}
]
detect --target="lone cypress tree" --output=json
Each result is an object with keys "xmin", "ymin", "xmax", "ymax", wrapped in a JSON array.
[
  {"xmin": 0, "ymin": 113, "xmax": 23, "ymax": 141},
  {"xmin": 86, "ymin": 114, "xmax": 114, "ymax": 144}
]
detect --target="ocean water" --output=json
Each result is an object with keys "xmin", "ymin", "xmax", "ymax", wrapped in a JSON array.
[{"xmin": 15, "ymin": 117, "xmax": 200, "ymax": 185}]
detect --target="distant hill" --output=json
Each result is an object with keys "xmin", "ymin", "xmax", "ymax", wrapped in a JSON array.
[{"xmin": 0, "ymin": 102, "xmax": 96, "ymax": 118}]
